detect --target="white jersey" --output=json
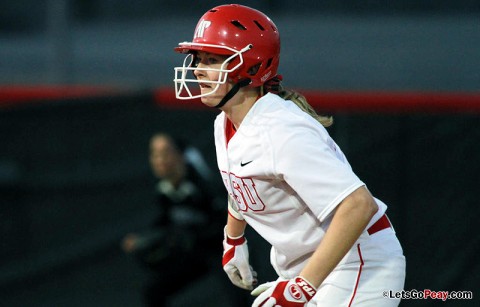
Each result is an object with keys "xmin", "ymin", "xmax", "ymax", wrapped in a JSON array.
[{"xmin": 214, "ymin": 92, "xmax": 388, "ymax": 278}]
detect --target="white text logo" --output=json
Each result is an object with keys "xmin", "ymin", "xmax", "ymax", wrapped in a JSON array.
[{"xmin": 194, "ymin": 20, "xmax": 211, "ymax": 38}]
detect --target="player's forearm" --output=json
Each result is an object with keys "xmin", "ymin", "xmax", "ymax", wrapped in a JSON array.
[
  {"xmin": 299, "ymin": 186, "xmax": 378, "ymax": 288},
  {"xmin": 226, "ymin": 214, "xmax": 248, "ymax": 238}
]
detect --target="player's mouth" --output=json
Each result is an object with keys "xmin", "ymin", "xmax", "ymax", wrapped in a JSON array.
[{"xmin": 199, "ymin": 82, "xmax": 211, "ymax": 89}]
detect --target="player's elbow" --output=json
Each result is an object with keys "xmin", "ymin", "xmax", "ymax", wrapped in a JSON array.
[{"xmin": 344, "ymin": 186, "xmax": 379, "ymax": 220}]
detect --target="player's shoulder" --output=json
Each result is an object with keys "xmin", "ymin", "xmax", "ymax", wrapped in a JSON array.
[
  {"xmin": 253, "ymin": 92, "xmax": 289, "ymax": 114},
  {"xmin": 250, "ymin": 93, "xmax": 321, "ymax": 131}
]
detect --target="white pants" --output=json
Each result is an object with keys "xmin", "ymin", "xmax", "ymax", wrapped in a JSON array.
[{"xmin": 310, "ymin": 228, "xmax": 406, "ymax": 306}]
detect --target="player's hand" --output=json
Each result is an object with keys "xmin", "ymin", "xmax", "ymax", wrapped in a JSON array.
[
  {"xmin": 251, "ymin": 276, "xmax": 317, "ymax": 307},
  {"xmin": 222, "ymin": 228, "xmax": 257, "ymax": 290}
]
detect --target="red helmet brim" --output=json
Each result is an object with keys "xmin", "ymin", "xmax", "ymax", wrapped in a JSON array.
[{"xmin": 174, "ymin": 43, "xmax": 234, "ymax": 56}]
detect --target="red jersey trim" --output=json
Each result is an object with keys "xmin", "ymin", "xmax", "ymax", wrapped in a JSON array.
[{"xmin": 225, "ymin": 118, "xmax": 236, "ymax": 146}]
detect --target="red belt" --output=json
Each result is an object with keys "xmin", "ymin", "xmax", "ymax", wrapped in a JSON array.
[{"xmin": 367, "ymin": 214, "xmax": 391, "ymax": 235}]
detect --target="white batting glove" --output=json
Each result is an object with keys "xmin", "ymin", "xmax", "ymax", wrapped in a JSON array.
[
  {"xmin": 251, "ymin": 281, "xmax": 278, "ymax": 296},
  {"xmin": 251, "ymin": 276, "xmax": 317, "ymax": 307},
  {"xmin": 222, "ymin": 227, "xmax": 257, "ymax": 290}
]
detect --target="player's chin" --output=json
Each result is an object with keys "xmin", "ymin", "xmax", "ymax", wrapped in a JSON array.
[{"xmin": 200, "ymin": 93, "xmax": 222, "ymax": 107}]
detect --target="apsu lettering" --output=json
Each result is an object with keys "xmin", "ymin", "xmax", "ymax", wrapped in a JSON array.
[{"xmin": 221, "ymin": 171, "xmax": 265, "ymax": 211}]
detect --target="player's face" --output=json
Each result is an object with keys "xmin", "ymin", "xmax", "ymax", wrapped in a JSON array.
[{"xmin": 193, "ymin": 51, "xmax": 232, "ymax": 107}]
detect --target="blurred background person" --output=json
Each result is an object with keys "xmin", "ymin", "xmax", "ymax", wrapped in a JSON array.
[{"xmin": 121, "ymin": 132, "xmax": 224, "ymax": 307}]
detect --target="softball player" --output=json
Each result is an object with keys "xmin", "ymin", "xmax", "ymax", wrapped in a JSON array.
[{"xmin": 173, "ymin": 4, "xmax": 406, "ymax": 306}]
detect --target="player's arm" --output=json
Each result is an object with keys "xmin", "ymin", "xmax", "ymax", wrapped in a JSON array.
[
  {"xmin": 226, "ymin": 213, "xmax": 247, "ymax": 237},
  {"xmin": 299, "ymin": 186, "xmax": 378, "ymax": 287},
  {"xmin": 275, "ymin": 127, "xmax": 378, "ymax": 288},
  {"xmin": 252, "ymin": 186, "xmax": 378, "ymax": 306},
  {"xmin": 222, "ymin": 197, "xmax": 257, "ymax": 290}
]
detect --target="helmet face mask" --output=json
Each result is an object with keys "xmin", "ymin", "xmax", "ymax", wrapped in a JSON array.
[
  {"xmin": 174, "ymin": 43, "xmax": 252, "ymax": 100},
  {"xmin": 174, "ymin": 4, "xmax": 280, "ymax": 101}
]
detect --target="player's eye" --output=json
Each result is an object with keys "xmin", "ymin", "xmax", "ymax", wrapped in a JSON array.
[
  {"xmin": 207, "ymin": 57, "xmax": 219, "ymax": 64},
  {"xmin": 192, "ymin": 53, "xmax": 226, "ymax": 67}
]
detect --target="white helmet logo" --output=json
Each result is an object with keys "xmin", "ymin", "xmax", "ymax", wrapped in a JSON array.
[{"xmin": 194, "ymin": 20, "xmax": 211, "ymax": 39}]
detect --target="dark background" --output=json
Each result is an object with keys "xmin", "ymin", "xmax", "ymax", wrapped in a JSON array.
[{"xmin": 0, "ymin": 1, "xmax": 479, "ymax": 306}]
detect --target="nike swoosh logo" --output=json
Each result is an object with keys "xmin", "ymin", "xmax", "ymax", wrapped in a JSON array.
[{"xmin": 240, "ymin": 160, "xmax": 253, "ymax": 167}]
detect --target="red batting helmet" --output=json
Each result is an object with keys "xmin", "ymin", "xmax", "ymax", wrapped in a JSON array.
[{"xmin": 174, "ymin": 4, "xmax": 281, "ymax": 100}]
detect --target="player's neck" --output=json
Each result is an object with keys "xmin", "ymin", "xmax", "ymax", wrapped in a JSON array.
[{"xmin": 221, "ymin": 89, "xmax": 259, "ymax": 129}]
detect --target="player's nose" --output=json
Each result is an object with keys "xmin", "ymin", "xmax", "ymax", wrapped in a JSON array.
[{"xmin": 193, "ymin": 64, "xmax": 206, "ymax": 78}]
